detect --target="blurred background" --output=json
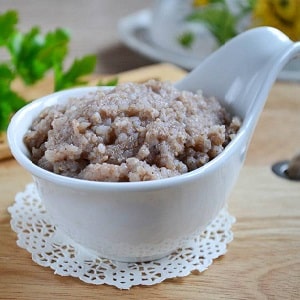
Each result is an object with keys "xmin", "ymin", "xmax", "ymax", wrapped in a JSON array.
[
  {"xmin": 1, "ymin": 0, "xmax": 299, "ymax": 78},
  {"xmin": 0, "ymin": 0, "xmax": 153, "ymax": 74}
]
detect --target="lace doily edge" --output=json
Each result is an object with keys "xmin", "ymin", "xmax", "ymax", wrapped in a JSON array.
[{"xmin": 8, "ymin": 182, "xmax": 236, "ymax": 289}]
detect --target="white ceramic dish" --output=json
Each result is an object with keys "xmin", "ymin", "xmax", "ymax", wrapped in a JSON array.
[
  {"xmin": 8, "ymin": 27, "xmax": 300, "ymax": 263},
  {"xmin": 8, "ymin": 86, "xmax": 244, "ymax": 262},
  {"xmin": 118, "ymin": 9, "xmax": 300, "ymax": 81}
]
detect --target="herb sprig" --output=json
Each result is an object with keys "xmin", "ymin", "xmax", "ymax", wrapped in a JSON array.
[
  {"xmin": 178, "ymin": 0, "xmax": 255, "ymax": 48},
  {"xmin": 0, "ymin": 10, "xmax": 97, "ymax": 131}
]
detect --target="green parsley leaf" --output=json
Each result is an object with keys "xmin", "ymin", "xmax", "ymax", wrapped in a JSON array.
[
  {"xmin": 0, "ymin": 63, "xmax": 26, "ymax": 131},
  {"xmin": 177, "ymin": 31, "xmax": 195, "ymax": 48},
  {"xmin": 182, "ymin": 0, "xmax": 254, "ymax": 47},
  {"xmin": 0, "ymin": 90, "xmax": 26, "ymax": 131},
  {"xmin": 54, "ymin": 54, "xmax": 97, "ymax": 91},
  {"xmin": 187, "ymin": 4, "xmax": 238, "ymax": 45},
  {"xmin": 0, "ymin": 10, "xmax": 18, "ymax": 46},
  {"xmin": 7, "ymin": 27, "xmax": 70, "ymax": 84},
  {"xmin": 0, "ymin": 9, "xmax": 98, "ymax": 132},
  {"xmin": 0, "ymin": 63, "xmax": 14, "ymax": 88}
]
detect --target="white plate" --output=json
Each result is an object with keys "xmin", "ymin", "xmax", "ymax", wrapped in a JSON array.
[{"xmin": 118, "ymin": 9, "xmax": 300, "ymax": 82}]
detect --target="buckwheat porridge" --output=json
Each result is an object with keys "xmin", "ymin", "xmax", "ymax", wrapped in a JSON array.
[{"xmin": 24, "ymin": 80, "xmax": 241, "ymax": 182}]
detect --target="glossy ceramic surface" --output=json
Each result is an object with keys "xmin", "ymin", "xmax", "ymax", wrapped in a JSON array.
[{"xmin": 8, "ymin": 27, "xmax": 300, "ymax": 262}]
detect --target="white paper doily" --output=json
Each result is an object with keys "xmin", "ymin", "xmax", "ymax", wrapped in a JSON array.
[{"xmin": 8, "ymin": 183, "xmax": 235, "ymax": 289}]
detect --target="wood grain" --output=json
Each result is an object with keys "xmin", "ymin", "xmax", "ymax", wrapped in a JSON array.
[{"xmin": 1, "ymin": 64, "xmax": 299, "ymax": 300}]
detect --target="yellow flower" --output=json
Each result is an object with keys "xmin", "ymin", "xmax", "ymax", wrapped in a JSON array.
[
  {"xmin": 252, "ymin": 0, "xmax": 300, "ymax": 41},
  {"xmin": 193, "ymin": 0, "xmax": 209, "ymax": 7}
]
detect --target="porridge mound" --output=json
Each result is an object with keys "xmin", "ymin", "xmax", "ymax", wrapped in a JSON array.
[{"xmin": 24, "ymin": 80, "xmax": 241, "ymax": 182}]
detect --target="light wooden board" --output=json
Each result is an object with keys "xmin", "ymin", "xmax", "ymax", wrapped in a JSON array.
[{"xmin": 1, "ymin": 63, "xmax": 299, "ymax": 299}]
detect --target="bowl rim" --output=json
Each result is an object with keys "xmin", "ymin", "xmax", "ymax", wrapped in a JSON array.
[{"xmin": 7, "ymin": 86, "xmax": 246, "ymax": 192}]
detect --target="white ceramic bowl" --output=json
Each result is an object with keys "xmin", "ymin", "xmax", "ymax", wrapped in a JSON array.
[{"xmin": 7, "ymin": 86, "xmax": 247, "ymax": 262}]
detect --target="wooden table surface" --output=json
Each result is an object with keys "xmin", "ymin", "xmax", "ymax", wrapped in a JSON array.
[
  {"xmin": 1, "ymin": 1, "xmax": 300, "ymax": 299},
  {"xmin": 1, "ymin": 63, "xmax": 300, "ymax": 299}
]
